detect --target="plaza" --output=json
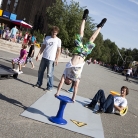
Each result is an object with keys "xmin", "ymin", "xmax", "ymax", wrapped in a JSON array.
[{"xmin": 0, "ymin": 48, "xmax": 138, "ymax": 138}]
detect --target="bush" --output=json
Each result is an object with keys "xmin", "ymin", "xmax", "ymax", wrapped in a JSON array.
[{"xmin": 33, "ymin": 30, "xmax": 44, "ymax": 43}]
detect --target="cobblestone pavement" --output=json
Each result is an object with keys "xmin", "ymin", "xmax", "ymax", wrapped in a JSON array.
[{"xmin": 0, "ymin": 50, "xmax": 138, "ymax": 138}]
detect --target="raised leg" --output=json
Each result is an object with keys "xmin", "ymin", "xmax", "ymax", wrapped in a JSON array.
[
  {"xmin": 89, "ymin": 18, "xmax": 107, "ymax": 43},
  {"xmin": 79, "ymin": 9, "xmax": 89, "ymax": 37}
]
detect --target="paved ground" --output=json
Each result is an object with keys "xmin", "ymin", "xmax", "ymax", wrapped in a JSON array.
[{"xmin": 0, "ymin": 50, "xmax": 138, "ymax": 138}]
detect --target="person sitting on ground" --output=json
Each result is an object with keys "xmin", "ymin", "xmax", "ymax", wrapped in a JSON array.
[
  {"xmin": 12, "ymin": 44, "xmax": 27, "ymax": 74},
  {"xmin": 55, "ymin": 9, "xmax": 107, "ymax": 101},
  {"xmin": 84, "ymin": 86, "xmax": 129, "ymax": 114},
  {"xmin": 23, "ymin": 41, "xmax": 35, "ymax": 69}
]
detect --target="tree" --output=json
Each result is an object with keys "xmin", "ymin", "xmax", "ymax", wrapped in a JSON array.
[
  {"xmin": 45, "ymin": 0, "xmax": 95, "ymax": 50},
  {"xmin": 44, "ymin": 0, "xmax": 138, "ymax": 66}
]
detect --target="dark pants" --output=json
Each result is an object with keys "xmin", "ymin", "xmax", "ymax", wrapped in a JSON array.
[
  {"xmin": 126, "ymin": 74, "xmax": 130, "ymax": 81},
  {"xmin": 89, "ymin": 89, "xmax": 114, "ymax": 113}
]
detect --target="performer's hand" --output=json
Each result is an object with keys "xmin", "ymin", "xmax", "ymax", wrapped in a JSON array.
[
  {"xmin": 54, "ymin": 93, "xmax": 58, "ymax": 97},
  {"xmin": 72, "ymin": 99, "xmax": 75, "ymax": 103}
]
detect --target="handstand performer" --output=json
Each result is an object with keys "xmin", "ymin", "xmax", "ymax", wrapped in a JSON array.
[{"xmin": 55, "ymin": 9, "xmax": 107, "ymax": 101}]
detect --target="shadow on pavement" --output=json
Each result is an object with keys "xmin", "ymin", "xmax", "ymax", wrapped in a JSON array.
[
  {"xmin": 0, "ymin": 93, "xmax": 49, "ymax": 118},
  {"xmin": 0, "ymin": 93, "xmax": 27, "ymax": 110},
  {"xmin": 25, "ymin": 107, "xmax": 49, "ymax": 118},
  {"xmin": 0, "ymin": 61, "xmax": 60, "ymax": 82},
  {"xmin": 130, "ymin": 80, "xmax": 138, "ymax": 84},
  {"xmin": 53, "ymin": 85, "xmax": 68, "ymax": 92},
  {"xmin": 0, "ymin": 57, "xmax": 11, "ymax": 63}
]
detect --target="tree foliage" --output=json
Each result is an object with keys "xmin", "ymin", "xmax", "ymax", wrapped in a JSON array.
[
  {"xmin": 46, "ymin": 0, "xmax": 95, "ymax": 50},
  {"xmin": 44, "ymin": 0, "xmax": 138, "ymax": 66}
]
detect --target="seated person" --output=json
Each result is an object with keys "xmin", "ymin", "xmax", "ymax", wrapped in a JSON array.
[
  {"xmin": 55, "ymin": 9, "xmax": 107, "ymax": 102},
  {"xmin": 84, "ymin": 86, "xmax": 129, "ymax": 114},
  {"xmin": 12, "ymin": 44, "xmax": 27, "ymax": 74}
]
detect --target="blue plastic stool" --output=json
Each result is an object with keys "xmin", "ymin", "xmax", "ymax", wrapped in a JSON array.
[{"xmin": 49, "ymin": 95, "xmax": 73, "ymax": 125}]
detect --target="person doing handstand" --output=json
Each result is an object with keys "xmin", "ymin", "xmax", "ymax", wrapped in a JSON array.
[{"xmin": 55, "ymin": 9, "xmax": 107, "ymax": 101}]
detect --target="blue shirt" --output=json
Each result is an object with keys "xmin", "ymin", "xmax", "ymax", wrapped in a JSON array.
[
  {"xmin": 11, "ymin": 27, "xmax": 18, "ymax": 35},
  {"xmin": 31, "ymin": 36, "xmax": 36, "ymax": 43}
]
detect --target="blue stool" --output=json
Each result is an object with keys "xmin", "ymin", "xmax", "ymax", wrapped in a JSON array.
[{"xmin": 49, "ymin": 95, "xmax": 73, "ymax": 125}]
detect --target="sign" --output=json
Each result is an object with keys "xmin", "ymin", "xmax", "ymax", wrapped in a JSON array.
[
  {"xmin": 3, "ymin": 11, "xmax": 10, "ymax": 18},
  {"xmin": 10, "ymin": 13, "xmax": 17, "ymax": 20},
  {"xmin": 70, "ymin": 119, "xmax": 87, "ymax": 127},
  {"xmin": 0, "ymin": 9, "xmax": 3, "ymax": 16}
]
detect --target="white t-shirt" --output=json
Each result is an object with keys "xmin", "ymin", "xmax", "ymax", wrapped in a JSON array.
[
  {"xmin": 42, "ymin": 36, "xmax": 61, "ymax": 61},
  {"xmin": 127, "ymin": 69, "xmax": 132, "ymax": 75},
  {"xmin": 112, "ymin": 96, "xmax": 127, "ymax": 113},
  {"xmin": 63, "ymin": 61, "xmax": 85, "ymax": 81}
]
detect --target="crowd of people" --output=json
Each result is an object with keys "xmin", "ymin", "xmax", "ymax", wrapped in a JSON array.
[
  {"xmin": 0, "ymin": 23, "xmax": 36, "ymax": 44},
  {"xmin": 102, "ymin": 63, "xmax": 138, "ymax": 79},
  {"xmin": 0, "ymin": 23, "xmax": 37, "ymax": 74}
]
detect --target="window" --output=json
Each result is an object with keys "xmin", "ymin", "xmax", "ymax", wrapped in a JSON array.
[
  {"xmin": 6, "ymin": 0, "xmax": 11, "ymax": 11},
  {"xmin": 13, "ymin": 0, "xmax": 19, "ymax": 13}
]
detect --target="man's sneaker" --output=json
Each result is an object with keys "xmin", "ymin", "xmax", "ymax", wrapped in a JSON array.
[
  {"xmin": 97, "ymin": 18, "xmax": 107, "ymax": 28},
  {"xmin": 82, "ymin": 9, "xmax": 89, "ymax": 20},
  {"xmin": 84, "ymin": 104, "xmax": 95, "ymax": 109},
  {"xmin": 44, "ymin": 88, "xmax": 52, "ymax": 92},
  {"xmin": 33, "ymin": 84, "xmax": 41, "ymax": 88},
  {"xmin": 67, "ymin": 88, "xmax": 74, "ymax": 93},
  {"xmin": 18, "ymin": 70, "xmax": 23, "ymax": 74},
  {"xmin": 95, "ymin": 109, "xmax": 104, "ymax": 114}
]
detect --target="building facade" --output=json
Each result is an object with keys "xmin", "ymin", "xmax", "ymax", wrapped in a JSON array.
[{"xmin": 1, "ymin": 0, "xmax": 56, "ymax": 32}]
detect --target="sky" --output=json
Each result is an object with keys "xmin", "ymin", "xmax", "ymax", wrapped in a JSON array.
[{"xmin": 66, "ymin": 0, "xmax": 138, "ymax": 49}]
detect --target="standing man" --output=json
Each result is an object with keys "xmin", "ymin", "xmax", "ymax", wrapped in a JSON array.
[
  {"xmin": 10, "ymin": 26, "xmax": 18, "ymax": 42},
  {"xmin": 125, "ymin": 67, "xmax": 132, "ymax": 82},
  {"xmin": 34, "ymin": 26, "xmax": 61, "ymax": 91}
]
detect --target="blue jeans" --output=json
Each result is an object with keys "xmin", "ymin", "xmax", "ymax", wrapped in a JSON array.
[
  {"xmin": 90, "ymin": 89, "xmax": 114, "ymax": 113},
  {"xmin": 36, "ymin": 58, "xmax": 54, "ymax": 90}
]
